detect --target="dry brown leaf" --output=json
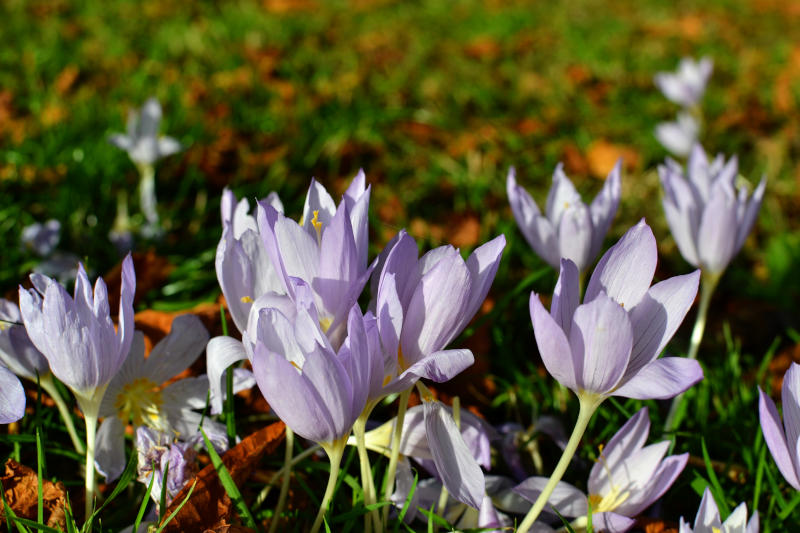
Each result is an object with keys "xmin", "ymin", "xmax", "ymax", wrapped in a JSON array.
[
  {"xmin": 586, "ymin": 140, "xmax": 640, "ymax": 179},
  {"xmin": 104, "ymin": 250, "xmax": 174, "ymax": 308},
  {"xmin": 1, "ymin": 459, "xmax": 67, "ymax": 530},
  {"xmin": 448, "ymin": 213, "xmax": 481, "ymax": 248},
  {"xmin": 160, "ymin": 422, "xmax": 286, "ymax": 532},
  {"xmin": 638, "ymin": 516, "xmax": 679, "ymax": 533}
]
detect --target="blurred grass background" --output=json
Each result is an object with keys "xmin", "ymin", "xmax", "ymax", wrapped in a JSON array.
[{"xmin": 2, "ymin": 0, "xmax": 800, "ymax": 527}]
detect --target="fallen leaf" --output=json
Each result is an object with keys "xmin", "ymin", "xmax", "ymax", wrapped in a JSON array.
[
  {"xmin": 159, "ymin": 422, "xmax": 285, "ymax": 532},
  {"xmin": 447, "ymin": 213, "xmax": 481, "ymax": 248},
  {"xmin": 1, "ymin": 459, "xmax": 67, "ymax": 530},
  {"xmin": 586, "ymin": 140, "xmax": 640, "ymax": 179},
  {"xmin": 637, "ymin": 516, "xmax": 679, "ymax": 533}
]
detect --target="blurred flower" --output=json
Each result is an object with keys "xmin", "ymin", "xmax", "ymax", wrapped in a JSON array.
[
  {"xmin": 0, "ymin": 364, "xmax": 25, "ymax": 424},
  {"xmin": 678, "ymin": 487, "xmax": 758, "ymax": 533},
  {"xmin": 659, "ymin": 145, "xmax": 766, "ymax": 276},
  {"xmin": 370, "ymin": 230, "xmax": 505, "ymax": 397},
  {"xmin": 109, "ymin": 98, "xmax": 182, "ymax": 167},
  {"xmin": 654, "ymin": 57, "xmax": 713, "ymax": 109},
  {"xmin": 507, "ymin": 162, "xmax": 621, "ymax": 273},
  {"xmin": 94, "ymin": 316, "xmax": 222, "ymax": 482},
  {"xmin": 135, "ymin": 427, "xmax": 198, "ymax": 510},
  {"xmin": 19, "ymin": 255, "xmax": 135, "ymax": 410},
  {"xmin": 21, "ymin": 219, "xmax": 60, "ymax": 257},
  {"xmin": 529, "ymin": 221, "xmax": 703, "ymax": 403},
  {"xmin": 759, "ymin": 362, "xmax": 800, "ymax": 491},
  {"xmin": 514, "ymin": 407, "xmax": 688, "ymax": 532},
  {"xmin": 655, "ymin": 111, "xmax": 699, "ymax": 158}
]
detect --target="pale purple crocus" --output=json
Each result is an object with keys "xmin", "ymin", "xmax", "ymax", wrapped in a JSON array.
[
  {"xmin": 678, "ymin": 487, "xmax": 759, "ymax": 533},
  {"xmin": 507, "ymin": 163, "xmax": 620, "ymax": 273},
  {"xmin": 655, "ymin": 111, "xmax": 700, "ymax": 158},
  {"xmin": 257, "ymin": 171, "xmax": 373, "ymax": 349},
  {"xmin": 514, "ymin": 407, "xmax": 688, "ymax": 533},
  {"xmin": 659, "ymin": 145, "xmax": 766, "ymax": 277},
  {"xmin": 654, "ymin": 57, "xmax": 713, "ymax": 109},
  {"xmin": 518, "ymin": 220, "xmax": 703, "ymax": 533},
  {"xmin": 94, "ymin": 315, "xmax": 224, "ymax": 482},
  {"xmin": 529, "ymin": 220, "xmax": 703, "ymax": 403},
  {"xmin": 759, "ymin": 362, "xmax": 800, "ymax": 491},
  {"xmin": 21, "ymin": 219, "xmax": 61, "ymax": 257},
  {"xmin": 0, "ymin": 364, "xmax": 25, "ymax": 424},
  {"xmin": 371, "ymin": 230, "xmax": 506, "ymax": 397},
  {"xmin": 109, "ymin": 98, "xmax": 182, "ymax": 167},
  {"xmin": 19, "ymin": 255, "xmax": 136, "ymax": 516}
]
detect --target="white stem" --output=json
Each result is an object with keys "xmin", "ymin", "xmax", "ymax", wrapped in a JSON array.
[
  {"xmin": 269, "ymin": 426, "xmax": 294, "ymax": 533},
  {"xmin": 382, "ymin": 388, "xmax": 411, "ymax": 527},
  {"xmin": 311, "ymin": 438, "xmax": 347, "ymax": 533}
]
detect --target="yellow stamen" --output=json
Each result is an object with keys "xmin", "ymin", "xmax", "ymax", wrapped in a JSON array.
[
  {"xmin": 114, "ymin": 377, "xmax": 166, "ymax": 430},
  {"xmin": 240, "ymin": 296, "xmax": 254, "ymax": 304},
  {"xmin": 290, "ymin": 361, "xmax": 302, "ymax": 371},
  {"xmin": 397, "ymin": 346, "xmax": 408, "ymax": 372},
  {"xmin": 319, "ymin": 316, "xmax": 332, "ymax": 333},
  {"xmin": 311, "ymin": 210, "xmax": 323, "ymax": 241}
]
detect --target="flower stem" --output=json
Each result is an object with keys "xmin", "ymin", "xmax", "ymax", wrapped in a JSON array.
[
  {"xmin": 353, "ymin": 410, "xmax": 380, "ymax": 533},
  {"xmin": 40, "ymin": 375, "xmax": 84, "ymax": 454},
  {"xmin": 311, "ymin": 438, "xmax": 347, "ymax": 533},
  {"xmin": 382, "ymin": 388, "xmax": 411, "ymax": 527},
  {"xmin": 663, "ymin": 271, "xmax": 720, "ymax": 435},
  {"xmin": 516, "ymin": 395, "xmax": 601, "ymax": 533},
  {"xmin": 268, "ymin": 426, "xmax": 294, "ymax": 533},
  {"xmin": 74, "ymin": 386, "xmax": 107, "ymax": 523}
]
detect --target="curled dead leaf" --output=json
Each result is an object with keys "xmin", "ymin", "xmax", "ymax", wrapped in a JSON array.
[{"xmin": 1, "ymin": 459, "xmax": 66, "ymax": 530}]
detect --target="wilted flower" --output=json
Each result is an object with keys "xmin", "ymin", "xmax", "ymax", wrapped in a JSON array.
[
  {"xmin": 529, "ymin": 220, "xmax": 703, "ymax": 403},
  {"xmin": 654, "ymin": 57, "xmax": 713, "ymax": 109},
  {"xmin": 109, "ymin": 98, "xmax": 182, "ymax": 167},
  {"xmin": 0, "ymin": 364, "xmax": 25, "ymax": 424},
  {"xmin": 515, "ymin": 407, "xmax": 688, "ymax": 532},
  {"xmin": 21, "ymin": 219, "xmax": 60, "ymax": 257},
  {"xmin": 135, "ymin": 427, "xmax": 198, "ymax": 510},
  {"xmin": 19, "ymin": 256, "xmax": 135, "ymax": 409},
  {"xmin": 659, "ymin": 145, "xmax": 766, "ymax": 276},
  {"xmin": 94, "ymin": 316, "xmax": 222, "ymax": 482},
  {"xmin": 678, "ymin": 487, "xmax": 759, "ymax": 533},
  {"xmin": 758, "ymin": 362, "xmax": 800, "ymax": 491},
  {"xmin": 655, "ymin": 111, "xmax": 700, "ymax": 158},
  {"xmin": 507, "ymin": 162, "xmax": 621, "ymax": 273}
]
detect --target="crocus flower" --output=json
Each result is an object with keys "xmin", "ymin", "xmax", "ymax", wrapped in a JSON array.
[
  {"xmin": 94, "ymin": 315, "xmax": 222, "ymax": 482},
  {"xmin": 659, "ymin": 145, "xmax": 766, "ymax": 276},
  {"xmin": 0, "ymin": 364, "xmax": 25, "ymax": 423},
  {"xmin": 514, "ymin": 407, "xmax": 688, "ymax": 532},
  {"xmin": 507, "ymin": 162, "xmax": 621, "ymax": 273},
  {"xmin": 371, "ymin": 230, "xmax": 506, "ymax": 396},
  {"xmin": 19, "ymin": 255, "xmax": 136, "ymax": 409},
  {"xmin": 21, "ymin": 219, "xmax": 61, "ymax": 257},
  {"xmin": 109, "ymin": 98, "xmax": 182, "ymax": 167},
  {"xmin": 257, "ymin": 171, "xmax": 373, "ymax": 349},
  {"xmin": 655, "ymin": 111, "xmax": 700, "ymax": 158},
  {"xmin": 678, "ymin": 487, "xmax": 759, "ymax": 533},
  {"xmin": 529, "ymin": 220, "xmax": 703, "ymax": 403},
  {"xmin": 759, "ymin": 362, "xmax": 800, "ymax": 491},
  {"xmin": 0, "ymin": 299, "xmax": 50, "ymax": 381},
  {"xmin": 654, "ymin": 57, "xmax": 713, "ymax": 109}
]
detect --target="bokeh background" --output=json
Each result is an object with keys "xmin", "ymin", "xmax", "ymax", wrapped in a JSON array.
[{"xmin": 3, "ymin": 0, "xmax": 800, "ymax": 526}]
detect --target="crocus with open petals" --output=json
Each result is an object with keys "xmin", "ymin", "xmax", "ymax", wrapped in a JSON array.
[
  {"xmin": 109, "ymin": 98, "xmax": 182, "ymax": 167},
  {"xmin": 529, "ymin": 220, "xmax": 703, "ymax": 403},
  {"xmin": 515, "ymin": 407, "xmax": 688, "ymax": 532},
  {"xmin": 654, "ymin": 57, "xmax": 713, "ymax": 109},
  {"xmin": 678, "ymin": 487, "xmax": 758, "ymax": 533},
  {"xmin": 659, "ymin": 145, "xmax": 765, "ymax": 276},
  {"xmin": 507, "ymin": 161, "xmax": 621, "ymax": 273},
  {"xmin": 759, "ymin": 362, "xmax": 800, "ymax": 491}
]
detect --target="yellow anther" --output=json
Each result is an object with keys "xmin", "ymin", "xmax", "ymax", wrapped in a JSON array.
[
  {"xmin": 319, "ymin": 316, "xmax": 332, "ymax": 333},
  {"xmin": 240, "ymin": 296, "xmax": 254, "ymax": 304},
  {"xmin": 382, "ymin": 375, "xmax": 392, "ymax": 387},
  {"xmin": 114, "ymin": 377, "xmax": 165, "ymax": 430},
  {"xmin": 290, "ymin": 360, "xmax": 302, "ymax": 371},
  {"xmin": 311, "ymin": 210, "xmax": 323, "ymax": 241},
  {"xmin": 397, "ymin": 346, "xmax": 408, "ymax": 372}
]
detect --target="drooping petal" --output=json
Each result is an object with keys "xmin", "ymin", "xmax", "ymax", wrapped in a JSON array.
[
  {"xmin": 513, "ymin": 477, "xmax": 588, "ymax": 517},
  {"xmin": 0, "ymin": 365, "xmax": 25, "ymax": 423},
  {"xmin": 551, "ymin": 259, "xmax": 580, "ymax": 337},
  {"xmin": 385, "ymin": 349, "xmax": 474, "ymax": 394},
  {"xmin": 94, "ymin": 415, "xmax": 126, "ymax": 482},
  {"xmin": 568, "ymin": 293, "xmax": 632, "ymax": 394},
  {"xmin": 584, "ymin": 220, "xmax": 657, "ymax": 309},
  {"xmin": 626, "ymin": 271, "xmax": 700, "ymax": 375},
  {"xmin": 530, "ymin": 293, "xmax": 578, "ymax": 391},
  {"xmin": 613, "ymin": 357, "xmax": 703, "ymax": 400},
  {"xmin": 206, "ymin": 336, "xmax": 248, "ymax": 415},
  {"xmin": 424, "ymin": 400, "xmax": 485, "ymax": 509}
]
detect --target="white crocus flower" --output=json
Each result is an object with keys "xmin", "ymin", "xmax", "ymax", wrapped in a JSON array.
[{"xmin": 679, "ymin": 487, "xmax": 759, "ymax": 533}]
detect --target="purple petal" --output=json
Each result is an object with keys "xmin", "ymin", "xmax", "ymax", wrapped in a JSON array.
[
  {"xmin": 530, "ymin": 293, "xmax": 578, "ymax": 391},
  {"xmin": 781, "ymin": 364, "xmax": 800, "ymax": 480},
  {"xmin": 589, "ymin": 159, "xmax": 622, "ymax": 259},
  {"xmin": 618, "ymin": 453, "xmax": 688, "ymax": 516},
  {"xmin": 551, "ymin": 259, "xmax": 580, "ymax": 336},
  {"xmin": 734, "ymin": 176, "xmax": 766, "ymax": 253},
  {"xmin": 588, "ymin": 407, "xmax": 650, "ymax": 491},
  {"xmin": 584, "ymin": 220, "xmax": 657, "ymax": 309},
  {"xmin": 424, "ymin": 400, "xmax": 485, "ymax": 509},
  {"xmin": 456, "ymin": 234, "xmax": 506, "ymax": 334},
  {"xmin": 507, "ymin": 168, "xmax": 560, "ymax": 268},
  {"xmin": 95, "ymin": 415, "xmax": 126, "ymax": 481},
  {"xmin": 385, "ymin": 349, "xmax": 474, "ymax": 394},
  {"xmin": 593, "ymin": 512, "xmax": 636, "ymax": 533},
  {"xmin": 568, "ymin": 293, "xmax": 632, "ymax": 394},
  {"xmin": 545, "ymin": 164, "xmax": 582, "ymax": 224},
  {"xmin": 697, "ymin": 183, "xmax": 738, "ymax": 273},
  {"xmin": 0, "ymin": 365, "xmax": 24, "ymax": 423},
  {"xmin": 513, "ymin": 477, "xmax": 588, "ymax": 517},
  {"xmin": 627, "ymin": 271, "xmax": 700, "ymax": 375},
  {"xmin": 659, "ymin": 164, "xmax": 701, "ymax": 267},
  {"xmin": 300, "ymin": 178, "xmax": 336, "ymax": 240},
  {"xmin": 557, "ymin": 203, "xmax": 593, "ymax": 273},
  {"xmin": 613, "ymin": 357, "xmax": 703, "ymax": 400},
  {"xmin": 757, "ymin": 387, "xmax": 800, "ymax": 489},
  {"xmin": 142, "ymin": 314, "xmax": 209, "ymax": 383}
]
